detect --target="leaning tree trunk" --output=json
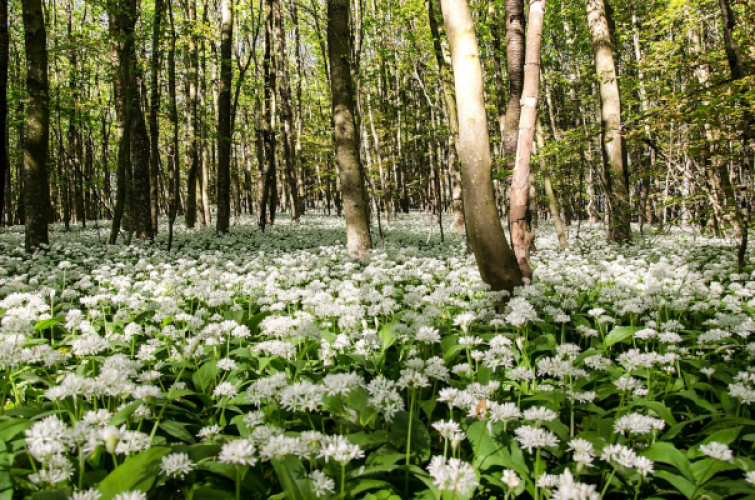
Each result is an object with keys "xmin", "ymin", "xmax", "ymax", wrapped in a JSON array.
[
  {"xmin": 586, "ymin": 0, "xmax": 631, "ymax": 242},
  {"xmin": 216, "ymin": 0, "xmax": 233, "ymax": 233},
  {"xmin": 327, "ymin": 0, "xmax": 372, "ymax": 259},
  {"xmin": 509, "ymin": 0, "xmax": 545, "ymax": 282},
  {"xmin": 21, "ymin": 0, "xmax": 51, "ymax": 252},
  {"xmin": 440, "ymin": 0, "xmax": 522, "ymax": 293},
  {"xmin": 0, "ymin": 0, "xmax": 7, "ymax": 226},
  {"xmin": 426, "ymin": 0, "xmax": 464, "ymax": 233}
]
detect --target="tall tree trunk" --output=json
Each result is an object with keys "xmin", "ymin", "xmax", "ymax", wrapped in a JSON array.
[
  {"xmin": 426, "ymin": 0, "xmax": 464, "ymax": 233},
  {"xmin": 585, "ymin": 0, "xmax": 631, "ymax": 242},
  {"xmin": 131, "ymin": 67, "xmax": 154, "ymax": 240},
  {"xmin": 149, "ymin": 0, "xmax": 163, "ymax": 233},
  {"xmin": 107, "ymin": 0, "xmax": 136, "ymax": 244},
  {"xmin": 536, "ymin": 118, "xmax": 567, "ymax": 247},
  {"xmin": 509, "ymin": 0, "xmax": 544, "ymax": 281},
  {"xmin": 216, "ymin": 0, "xmax": 233, "ymax": 233},
  {"xmin": 327, "ymin": 0, "xmax": 372, "ymax": 259},
  {"xmin": 275, "ymin": 0, "xmax": 300, "ymax": 221},
  {"xmin": 167, "ymin": 0, "xmax": 180, "ymax": 249},
  {"xmin": 259, "ymin": 0, "xmax": 276, "ymax": 231},
  {"xmin": 0, "ymin": 0, "xmax": 7, "ymax": 226},
  {"xmin": 21, "ymin": 0, "xmax": 51, "ymax": 252},
  {"xmin": 184, "ymin": 0, "xmax": 199, "ymax": 228},
  {"xmin": 503, "ymin": 0, "xmax": 525, "ymax": 173},
  {"xmin": 440, "ymin": 0, "xmax": 522, "ymax": 293}
]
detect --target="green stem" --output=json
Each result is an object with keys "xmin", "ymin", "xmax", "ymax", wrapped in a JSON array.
[
  {"xmin": 600, "ymin": 469, "xmax": 616, "ymax": 499},
  {"xmin": 405, "ymin": 387, "xmax": 416, "ymax": 496}
]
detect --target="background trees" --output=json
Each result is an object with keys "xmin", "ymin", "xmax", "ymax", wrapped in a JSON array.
[{"xmin": 0, "ymin": 0, "xmax": 752, "ymax": 263}]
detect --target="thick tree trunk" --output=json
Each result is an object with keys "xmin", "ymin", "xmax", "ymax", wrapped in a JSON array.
[
  {"xmin": 440, "ymin": 0, "xmax": 522, "ymax": 293},
  {"xmin": 427, "ymin": 0, "xmax": 464, "ymax": 233},
  {"xmin": 327, "ymin": 0, "xmax": 372, "ymax": 259},
  {"xmin": 149, "ymin": 0, "xmax": 163, "ymax": 233},
  {"xmin": 216, "ymin": 0, "xmax": 233, "ymax": 233},
  {"xmin": 107, "ymin": 0, "xmax": 136, "ymax": 244},
  {"xmin": 585, "ymin": 0, "xmax": 631, "ymax": 242},
  {"xmin": 509, "ymin": 0, "xmax": 544, "ymax": 281},
  {"xmin": 21, "ymin": 0, "xmax": 51, "ymax": 252}
]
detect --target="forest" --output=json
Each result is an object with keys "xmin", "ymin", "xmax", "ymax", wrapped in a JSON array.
[{"xmin": 1, "ymin": 0, "xmax": 755, "ymax": 498}]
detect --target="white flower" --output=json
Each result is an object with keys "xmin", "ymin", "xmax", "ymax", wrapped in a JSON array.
[
  {"xmin": 502, "ymin": 469, "xmax": 520, "ymax": 489},
  {"xmin": 112, "ymin": 492, "xmax": 147, "ymax": 500},
  {"xmin": 514, "ymin": 425, "xmax": 560, "ymax": 453},
  {"xmin": 601, "ymin": 444, "xmax": 637, "ymax": 468},
  {"xmin": 69, "ymin": 489, "xmax": 102, "ymax": 500},
  {"xmin": 161, "ymin": 453, "xmax": 195, "ymax": 479},
  {"xmin": 213, "ymin": 382, "xmax": 239, "ymax": 399},
  {"xmin": 309, "ymin": 470, "xmax": 335, "ymax": 498},
  {"xmin": 317, "ymin": 435, "xmax": 364, "ymax": 465},
  {"xmin": 700, "ymin": 442, "xmax": 733, "ymax": 461},
  {"xmin": 426, "ymin": 456, "xmax": 478, "ymax": 496},
  {"xmin": 523, "ymin": 406, "xmax": 558, "ymax": 423},
  {"xmin": 219, "ymin": 439, "xmax": 258, "ymax": 466}
]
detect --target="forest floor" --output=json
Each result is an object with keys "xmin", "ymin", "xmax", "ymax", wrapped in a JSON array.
[{"xmin": 1, "ymin": 214, "xmax": 754, "ymax": 500}]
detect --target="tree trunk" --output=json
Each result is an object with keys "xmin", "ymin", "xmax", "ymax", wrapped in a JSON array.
[
  {"xmin": 503, "ymin": 0, "xmax": 525, "ymax": 173},
  {"xmin": 21, "ymin": 0, "xmax": 51, "ymax": 252},
  {"xmin": 107, "ymin": 0, "xmax": 136, "ymax": 244},
  {"xmin": 509, "ymin": 0, "xmax": 544, "ymax": 281},
  {"xmin": 149, "ymin": 0, "xmax": 163, "ymax": 233},
  {"xmin": 0, "ymin": 0, "xmax": 7, "ymax": 226},
  {"xmin": 426, "ymin": 0, "xmax": 464, "ymax": 233},
  {"xmin": 327, "ymin": 0, "xmax": 372, "ymax": 259},
  {"xmin": 440, "ymin": 0, "xmax": 522, "ymax": 293},
  {"xmin": 536, "ymin": 118, "xmax": 566, "ymax": 247},
  {"xmin": 259, "ymin": 0, "xmax": 276, "ymax": 231},
  {"xmin": 167, "ymin": 0, "xmax": 180, "ymax": 249},
  {"xmin": 184, "ymin": 0, "xmax": 199, "ymax": 228},
  {"xmin": 216, "ymin": 0, "xmax": 233, "ymax": 233},
  {"xmin": 585, "ymin": 0, "xmax": 631, "ymax": 242}
]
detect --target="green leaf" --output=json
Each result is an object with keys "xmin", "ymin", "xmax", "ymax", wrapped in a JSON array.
[
  {"xmin": 193, "ymin": 360, "xmax": 217, "ymax": 392},
  {"xmin": 97, "ymin": 447, "xmax": 172, "ymax": 500},
  {"xmin": 643, "ymin": 442, "xmax": 695, "ymax": 483},
  {"xmin": 0, "ymin": 440, "xmax": 12, "ymax": 500},
  {"xmin": 604, "ymin": 326, "xmax": 639, "ymax": 347},
  {"xmin": 247, "ymin": 310, "xmax": 272, "ymax": 334},
  {"xmin": 271, "ymin": 456, "xmax": 315, "ymax": 500},
  {"xmin": 32, "ymin": 490, "xmax": 70, "ymax": 500},
  {"xmin": 160, "ymin": 420, "xmax": 196, "ymax": 444},
  {"xmin": 654, "ymin": 470, "xmax": 697, "ymax": 500},
  {"xmin": 109, "ymin": 401, "xmax": 143, "ymax": 427},
  {"xmin": 34, "ymin": 317, "xmax": 62, "ymax": 331},
  {"xmin": 390, "ymin": 411, "xmax": 432, "ymax": 462}
]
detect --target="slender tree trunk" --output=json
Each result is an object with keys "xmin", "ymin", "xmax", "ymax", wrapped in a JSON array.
[
  {"xmin": 216, "ymin": 0, "xmax": 233, "ymax": 233},
  {"xmin": 327, "ymin": 0, "xmax": 372, "ymax": 258},
  {"xmin": 259, "ymin": 0, "xmax": 276, "ymax": 230},
  {"xmin": 440, "ymin": 0, "xmax": 522, "ymax": 293},
  {"xmin": 503, "ymin": 0, "xmax": 525, "ymax": 173},
  {"xmin": 184, "ymin": 0, "xmax": 199, "ymax": 228},
  {"xmin": 427, "ymin": 0, "xmax": 464, "ymax": 233},
  {"xmin": 536, "ymin": 118, "xmax": 566, "ymax": 247},
  {"xmin": 586, "ymin": 0, "xmax": 631, "ymax": 242},
  {"xmin": 509, "ymin": 0, "xmax": 544, "ymax": 281},
  {"xmin": 0, "ymin": 0, "xmax": 7, "ymax": 226},
  {"xmin": 149, "ymin": 0, "xmax": 163, "ymax": 232},
  {"xmin": 131, "ymin": 66, "xmax": 153, "ymax": 240},
  {"xmin": 167, "ymin": 0, "xmax": 180, "ymax": 249},
  {"xmin": 21, "ymin": 0, "xmax": 51, "ymax": 252}
]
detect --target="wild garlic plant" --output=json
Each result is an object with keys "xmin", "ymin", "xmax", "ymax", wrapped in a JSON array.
[{"xmin": 0, "ymin": 215, "xmax": 754, "ymax": 500}]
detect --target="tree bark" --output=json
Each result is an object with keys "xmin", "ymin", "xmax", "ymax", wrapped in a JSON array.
[
  {"xmin": 21, "ymin": 0, "xmax": 51, "ymax": 252},
  {"xmin": 509, "ymin": 0, "xmax": 544, "ymax": 281},
  {"xmin": 259, "ymin": 0, "xmax": 276, "ymax": 231},
  {"xmin": 503, "ymin": 0, "xmax": 525, "ymax": 173},
  {"xmin": 149, "ymin": 0, "xmax": 163, "ymax": 233},
  {"xmin": 216, "ymin": 0, "xmax": 233, "ymax": 233},
  {"xmin": 327, "ymin": 0, "xmax": 372, "ymax": 259},
  {"xmin": 184, "ymin": 0, "xmax": 199, "ymax": 228},
  {"xmin": 536, "ymin": 118, "xmax": 566, "ymax": 247},
  {"xmin": 167, "ymin": 0, "xmax": 180, "ymax": 250},
  {"xmin": 440, "ymin": 0, "xmax": 522, "ymax": 293},
  {"xmin": 426, "ymin": 0, "xmax": 464, "ymax": 233},
  {"xmin": 585, "ymin": 0, "xmax": 631, "ymax": 242}
]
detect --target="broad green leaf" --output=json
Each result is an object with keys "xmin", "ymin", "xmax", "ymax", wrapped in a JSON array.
[
  {"xmin": 604, "ymin": 326, "xmax": 639, "ymax": 347},
  {"xmin": 643, "ymin": 442, "xmax": 695, "ymax": 482},
  {"xmin": 97, "ymin": 447, "xmax": 171, "ymax": 500}
]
